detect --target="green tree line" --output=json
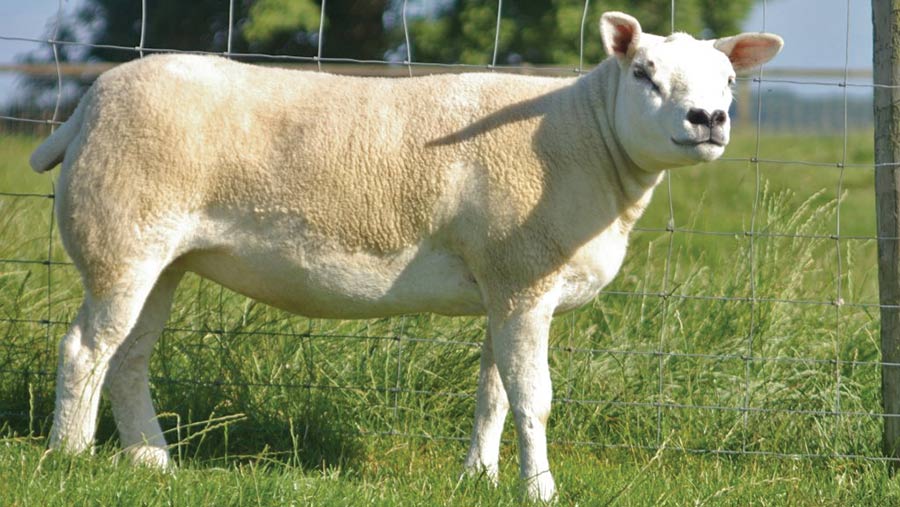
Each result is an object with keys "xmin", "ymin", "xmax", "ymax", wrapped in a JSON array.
[
  {"xmin": 11, "ymin": 0, "xmax": 757, "ymax": 123},
  {"xmin": 49, "ymin": 0, "xmax": 756, "ymax": 64}
]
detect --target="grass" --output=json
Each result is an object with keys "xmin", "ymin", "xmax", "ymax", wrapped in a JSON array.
[
  {"xmin": 2, "ymin": 439, "xmax": 900, "ymax": 506},
  {"xmin": 1, "ymin": 128, "xmax": 898, "ymax": 505}
]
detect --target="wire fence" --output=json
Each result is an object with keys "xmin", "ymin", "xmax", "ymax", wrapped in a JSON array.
[{"xmin": 0, "ymin": 0, "xmax": 893, "ymax": 466}]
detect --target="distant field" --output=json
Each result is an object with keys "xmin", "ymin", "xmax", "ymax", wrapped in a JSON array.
[{"xmin": 2, "ymin": 130, "xmax": 899, "ymax": 506}]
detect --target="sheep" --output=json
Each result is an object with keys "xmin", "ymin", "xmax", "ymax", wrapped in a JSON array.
[{"xmin": 28, "ymin": 11, "xmax": 782, "ymax": 501}]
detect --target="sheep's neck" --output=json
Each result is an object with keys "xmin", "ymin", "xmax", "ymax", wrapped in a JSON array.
[{"xmin": 579, "ymin": 60, "xmax": 665, "ymax": 236}]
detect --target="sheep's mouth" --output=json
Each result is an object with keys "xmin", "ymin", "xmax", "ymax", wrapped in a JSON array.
[{"xmin": 671, "ymin": 137, "xmax": 725, "ymax": 148}]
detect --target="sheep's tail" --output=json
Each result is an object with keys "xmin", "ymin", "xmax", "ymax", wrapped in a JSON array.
[{"xmin": 29, "ymin": 95, "xmax": 88, "ymax": 173}]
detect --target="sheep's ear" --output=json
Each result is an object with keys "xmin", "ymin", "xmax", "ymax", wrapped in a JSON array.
[
  {"xmin": 600, "ymin": 12, "xmax": 642, "ymax": 61},
  {"xmin": 714, "ymin": 33, "xmax": 784, "ymax": 72}
]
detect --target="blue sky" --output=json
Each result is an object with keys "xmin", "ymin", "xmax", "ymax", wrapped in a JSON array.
[
  {"xmin": 745, "ymin": 0, "xmax": 871, "ymax": 70},
  {"xmin": 0, "ymin": 0, "xmax": 875, "ymax": 103}
]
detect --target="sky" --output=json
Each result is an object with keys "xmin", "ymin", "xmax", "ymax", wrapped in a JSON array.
[
  {"xmin": 745, "ymin": 0, "xmax": 871, "ymax": 70},
  {"xmin": 0, "ymin": 0, "xmax": 876, "ymax": 104}
]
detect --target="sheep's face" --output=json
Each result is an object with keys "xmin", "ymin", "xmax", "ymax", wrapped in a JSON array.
[{"xmin": 600, "ymin": 12, "xmax": 783, "ymax": 171}]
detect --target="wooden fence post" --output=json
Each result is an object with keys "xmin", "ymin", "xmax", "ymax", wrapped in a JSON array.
[{"xmin": 874, "ymin": 0, "xmax": 900, "ymax": 464}]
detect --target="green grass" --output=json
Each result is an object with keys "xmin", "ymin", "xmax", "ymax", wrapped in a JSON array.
[
  {"xmin": 1, "ymin": 129, "xmax": 898, "ymax": 505},
  {"xmin": 2, "ymin": 439, "xmax": 900, "ymax": 506}
]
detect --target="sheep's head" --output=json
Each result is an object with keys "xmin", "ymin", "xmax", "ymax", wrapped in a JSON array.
[{"xmin": 600, "ymin": 12, "xmax": 783, "ymax": 171}]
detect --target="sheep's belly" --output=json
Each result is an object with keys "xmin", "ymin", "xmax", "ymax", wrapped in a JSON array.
[
  {"xmin": 173, "ymin": 214, "xmax": 627, "ymax": 319},
  {"xmin": 177, "ymin": 236, "xmax": 485, "ymax": 319}
]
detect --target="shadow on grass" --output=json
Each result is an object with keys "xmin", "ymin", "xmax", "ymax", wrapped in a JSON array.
[
  {"xmin": 1, "ymin": 383, "xmax": 366, "ymax": 475},
  {"xmin": 136, "ymin": 387, "xmax": 365, "ymax": 473}
]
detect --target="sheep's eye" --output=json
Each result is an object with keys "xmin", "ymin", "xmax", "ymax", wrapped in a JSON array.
[
  {"xmin": 727, "ymin": 76, "xmax": 736, "ymax": 87},
  {"xmin": 633, "ymin": 66, "xmax": 661, "ymax": 93}
]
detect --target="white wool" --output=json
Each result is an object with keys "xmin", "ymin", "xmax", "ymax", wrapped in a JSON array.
[{"xmin": 32, "ymin": 11, "xmax": 782, "ymax": 502}]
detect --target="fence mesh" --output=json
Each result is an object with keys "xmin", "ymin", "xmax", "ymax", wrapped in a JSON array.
[{"xmin": 0, "ymin": 0, "xmax": 891, "ymax": 464}]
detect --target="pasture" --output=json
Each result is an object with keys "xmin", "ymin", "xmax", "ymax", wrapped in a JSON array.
[{"xmin": 1, "ymin": 130, "xmax": 899, "ymax": 505}]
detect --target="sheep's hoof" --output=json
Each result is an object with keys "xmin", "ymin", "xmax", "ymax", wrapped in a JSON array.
[
  {"xmin": 524, "ymin": 471, "xmax": 556, "ymax": 504},
  {"xmin": 460, "ymin": 462, "xmax": 499, "ymax": 486},
  {"xmin": 121, "ymin": 445, "xmax": 171, "ymax": 470}
]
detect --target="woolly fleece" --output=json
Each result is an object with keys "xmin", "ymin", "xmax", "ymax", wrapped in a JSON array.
[{"xmin": 29, "ymin": 12, "xmax": 783, "ymax": 502}]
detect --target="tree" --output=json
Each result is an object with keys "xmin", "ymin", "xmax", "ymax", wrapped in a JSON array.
[
  {"xmin": 11, "ymin": 0, "xmax": 392, "ymax": 125},
  {"xmin": 405, "ymin": 0, "xmax": 758, "ymax": 66},
  {"xmin": 63, "ymin": 0, "xmax": 390, "ymax": 61},
  {"xmin": 11, "ymin": 0, "xmax": 758, "ymax": 124},
  {"xmin": 24, "ymin": 0, "xmax": 759, "ymax": 68},
  {"xmin": 243, "ymin": 0, "xmax": 389, "ymax": 59}
]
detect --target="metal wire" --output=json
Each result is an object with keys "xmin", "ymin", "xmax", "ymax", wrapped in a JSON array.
[
  {"xmin": 401, "ymin": 0, "xmax": 412, "ymax": 77},
  {"xmin": 578, "ymin": 0, "xmax": 590, "ymax": 74},
  {"xmin": 490, "ymin": 0, "xmax": 503, "ymax": 69},
  {"xmin": 653, "ymin": 0, "xmax": 679, "ymax": 449},
  {"xmin": 316, "ymin": 0, "xmax": 326, "ymax": 72},
  {"xmin": 37, "ymin": 0, "xmax": 65, "ymax": 417},
  {"xmin": 0, "ymin": 0, "xmax": 888, "ymax": 465},
  {"xmin": 138, "ymin": 0, "xmax": 146, "ymax": 58},
  {"xmin": 4, "ymin": 328, "xmax": 899, "ymax": 372},
  {"xmin": 741, "ymin": 0, "xmax": 766, "ymax": 457},
  {"xmin": 226, "ymin": 0, "xmax": 234, "ymax": 57},
  {"xmin": 831, "ymin": 0, "xmax": 854, "ymax": 458},
  {"xmin": 0, "ymin": 31, "xmax": 892, "ymax": 86}
]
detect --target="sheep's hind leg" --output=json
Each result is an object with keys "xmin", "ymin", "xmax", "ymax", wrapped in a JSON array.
[
  {"xmin": 104, "ymin": 269, "xmax": 183, "ymax": 468},
  {"xmin": 48, "ymin": 264, "xmax": 165, "ymax": 457},
  {"xmin": 463, "ymin": 327, "xmax": 509, "ymax": 483}
]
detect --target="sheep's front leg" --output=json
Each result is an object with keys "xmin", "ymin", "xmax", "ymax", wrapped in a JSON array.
[
  {"xmin": 463, "ymin": 328, "xmax": 509, "ymax": 483},
  {"xmin": 489, "ymin": 299, "xmax": 556, "ymax": 502}
]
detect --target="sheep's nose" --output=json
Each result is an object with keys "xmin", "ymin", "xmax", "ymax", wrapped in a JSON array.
[
  {"xmin": 711, "ymin": 109, "xmax": 728, "ymax": 127},
  {"xmin": 687, "ymin": 108, "xmax": 728, "ymax": 128}
]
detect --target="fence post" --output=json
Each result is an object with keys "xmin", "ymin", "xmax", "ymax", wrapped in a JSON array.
[{"xmin": 874, "ymin": 0, "xmax": 900, "ymax": 464}]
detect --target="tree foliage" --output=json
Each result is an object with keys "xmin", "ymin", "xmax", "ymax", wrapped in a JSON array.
[
  {"xmin": 61, "ymin": 0, "xmax": 390, "ymax": 61},
  {"xmin": 406, "ymin": 0, "xmax": 757, "ymax": 66},
  {"xmin": 29, "ymin": 0, "xmax": 758, "ymax": 66},
  {"xmin": 13, "ymin": 0, "xmax": 758, "ymax": 118}
]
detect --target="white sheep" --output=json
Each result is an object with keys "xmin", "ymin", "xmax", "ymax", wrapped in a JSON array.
[{"xmin": 29, "ymin": 12, "xmax": 782, "ymax": 501}]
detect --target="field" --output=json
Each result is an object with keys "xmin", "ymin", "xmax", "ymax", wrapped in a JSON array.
[{"xmin": 2, "ymin": 129, "xmax": 900, "ymax": 505}]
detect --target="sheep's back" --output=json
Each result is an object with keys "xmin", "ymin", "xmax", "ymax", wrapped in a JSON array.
[{"xmin": 72, "ymin": 54, "xmax": 573, "ymax": 255}]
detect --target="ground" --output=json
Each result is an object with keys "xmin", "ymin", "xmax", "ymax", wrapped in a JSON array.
[{"xmin": 1, "ymin": 129, "xmax": 898, "ymax": 505}]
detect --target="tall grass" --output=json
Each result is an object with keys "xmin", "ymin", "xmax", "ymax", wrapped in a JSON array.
[{"xmin": 0, "ymin": 131, "xmax": 895, "ymax": 504}]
